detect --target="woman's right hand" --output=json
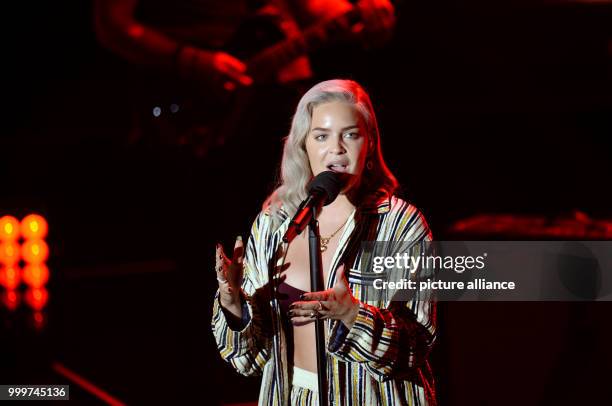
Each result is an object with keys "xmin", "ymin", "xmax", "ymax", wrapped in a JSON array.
[{"xmin": 215, "ymin": 236, "xmax": 245, "ymax": 314}]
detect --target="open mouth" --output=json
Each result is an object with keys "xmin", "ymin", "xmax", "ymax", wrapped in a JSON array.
[{"xmin": 327, "ymin": 163, "xmax": 349, "ymax": 173}]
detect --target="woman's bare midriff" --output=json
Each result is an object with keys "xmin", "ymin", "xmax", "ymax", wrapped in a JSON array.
[{"xmin": 282, "ymin": 225, "xmax": 342, "ymax": 373}]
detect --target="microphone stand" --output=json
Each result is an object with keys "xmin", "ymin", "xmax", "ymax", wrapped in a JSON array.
[{"xmin": 308, "ymin": 205, "xmax": 328, "ymax": 406}]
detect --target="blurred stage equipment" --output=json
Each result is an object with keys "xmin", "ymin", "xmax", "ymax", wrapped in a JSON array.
[
  {"xmin": 0, "ymin": 213, "xmax": 50, "ymax": 329},
  {"xmin": 101, "ymin": 2, "xmax": 367, "ymax": 157},
  {"xmin": 448, "ymin": 210, "xmax": 612, "ymax": 239}
]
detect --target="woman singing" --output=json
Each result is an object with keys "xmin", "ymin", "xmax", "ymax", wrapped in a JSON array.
[{"xmin": 212, "ymin": 79, "xmax": 436, "ymax": 405}]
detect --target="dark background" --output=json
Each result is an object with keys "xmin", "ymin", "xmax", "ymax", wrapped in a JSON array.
[{"xmin": 1, "ymin": 0, "xmax": 611, "ymax": 404}]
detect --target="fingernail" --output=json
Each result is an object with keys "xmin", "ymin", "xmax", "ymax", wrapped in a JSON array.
[
  {"xmin": 289, "ymin": 303, "xmax": 295, "ymax": 310},
  {"xmin": 287, "ymin": 311, "xmax": 294, "ymax": 317},
  {"xmin": 299, "ymin": 294, "xmax": 306, "ymax": 300},
  {"xmin": 236, "ymin": 235, "xmax": 242, "ymax": 241}
]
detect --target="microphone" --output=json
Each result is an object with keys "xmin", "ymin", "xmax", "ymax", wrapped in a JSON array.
[{"xmin": 282, "ymin": 171, "xmax": 347, "ymax": 244}]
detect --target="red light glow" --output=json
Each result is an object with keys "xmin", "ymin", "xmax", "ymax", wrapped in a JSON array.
[
  {"xmin": 1, "ymin": 290, "xmax": 20, "ymax": 311},
  {"xmin": 25, "ymin": 287, "xmax": 49, "ymax": 311},
  {"xmin": 32, "ymin": 311, "xmax": 47, "ymax": 331}
]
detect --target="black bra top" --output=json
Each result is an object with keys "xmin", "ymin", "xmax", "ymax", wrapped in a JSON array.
[{"xmin": 277, "ymin": 281, "xmax": 307, "ymax": 317}]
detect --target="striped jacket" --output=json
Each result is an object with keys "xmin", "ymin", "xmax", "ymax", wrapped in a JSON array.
[{"xmin": 211, "ymin": 195, "xmax": 436, "ymax": 405}]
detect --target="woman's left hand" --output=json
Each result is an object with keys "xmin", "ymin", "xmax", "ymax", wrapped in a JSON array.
[{"xmin": 288, "ymin": 264, "xmax": 360, "ymax": 329}]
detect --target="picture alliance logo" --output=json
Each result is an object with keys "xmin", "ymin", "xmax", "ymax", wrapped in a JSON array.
[{"xmin": 372, "ymin": 252, "xmax": 488, "ymax": 274}]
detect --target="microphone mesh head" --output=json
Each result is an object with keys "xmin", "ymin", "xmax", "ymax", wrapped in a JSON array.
[{"xmin": 307, "ymin": 171, "xmax": 348, "ymax": 205}]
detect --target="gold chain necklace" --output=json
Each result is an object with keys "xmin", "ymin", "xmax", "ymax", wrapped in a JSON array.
[{"xmin": 320, "ymin": 217, "xmax": 350, "ymax": 252}]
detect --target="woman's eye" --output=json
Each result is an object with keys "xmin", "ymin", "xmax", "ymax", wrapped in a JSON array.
[
  {"xmin": 314, "ymin": 133, "xmax": 327, "ymax": 141},
  {"xmin": 344, "ymin": 132, "xmax": 359, "ymax": 139}
]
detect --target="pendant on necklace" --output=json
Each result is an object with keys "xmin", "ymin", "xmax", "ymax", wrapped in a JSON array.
[{"xmin": 320, "ymin": 237, "xmax": 330, "ymax": 252}]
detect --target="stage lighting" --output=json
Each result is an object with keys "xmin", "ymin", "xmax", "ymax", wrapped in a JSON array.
[
  {"xmin": 31, "ymin": 311, "xmax": 47, "ymax": 331},
  {"xmin": 21, "ymin": 239, "xmax": 49, "ymax": 265},
  {"xmin": 0, "ymin": 241, "xmax": 21, "ymax": 266},
  {"xmin": 20, "ymin": 214, "xmax": 48, "ymax": 240},
  {"xmin": 24, "ymin": 287, "xmax": 49, "ymax": 311},
  {"xmin": 0, "ymin": 216, "xmax": 20, "ymax": 241},
  {"xmin": 1, "ymin": 290, "xmax": 20, "ymax": 311},
  {"xmin": 0, "ymin": 265, "xmax": 21, "ymax": 290},
  {"xmin": 23, "ymin": 264, "xmax": 50, "ymax": 289}
]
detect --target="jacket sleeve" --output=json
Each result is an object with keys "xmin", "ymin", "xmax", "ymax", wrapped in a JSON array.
[
  {"xmin": 211, "ymin": 211, "xmax": 274, "ymax": 376},
  {"xmin": 328, "ymin": 203, "xmax": 436, "ymax": 381}
]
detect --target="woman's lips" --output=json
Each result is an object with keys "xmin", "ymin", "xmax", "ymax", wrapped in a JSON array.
[{"xmin": 327, "ymin": 164, "xmax": 349, "ymax": 173}]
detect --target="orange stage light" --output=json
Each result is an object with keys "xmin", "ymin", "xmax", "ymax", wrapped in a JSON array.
[
  {"xmin": 22, "ymin": 264, "xmax": 50, "ymax": 288},
  {"xmin": 21, "ymin": 239, "xmax": 49, "ymax": 264},
  {"xmin": 0, "ymin": 265, "xmax": 22, "ymax": 290},
  {"xmin": 32, "ymin": 311, "xmax": 47, "ymax": 331},
  {"xmin": 1, "ymin": 289, "xmax": 20, "ymax": 311},
  {"xmin": 0, "ymin": 216, "xmax": 20, "ymax": 241},
  {"xmin": 0, "ymin": 241, "xmax": 21, "ymax": 266},
  {"xmin": 21, "ymin": 214, "xmax": 48, "ymax": 240},
  {"xmin": 24, "ymin": 287, "xmax": 49, "ymax": 311}
]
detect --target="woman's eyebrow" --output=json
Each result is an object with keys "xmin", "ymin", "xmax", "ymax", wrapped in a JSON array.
[{"xmin": 310, "ymin": 124, "xmax": 359, "ymax": 132}]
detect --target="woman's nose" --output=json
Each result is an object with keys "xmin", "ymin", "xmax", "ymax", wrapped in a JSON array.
[{"xmin": 329, "ymin": 135, "xmax": 346, "ymax": 153}]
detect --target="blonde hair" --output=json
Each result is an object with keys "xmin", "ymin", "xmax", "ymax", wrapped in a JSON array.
[{"xmin": 265, "ymin": 79, "xmax": 398, "ymax": 229}]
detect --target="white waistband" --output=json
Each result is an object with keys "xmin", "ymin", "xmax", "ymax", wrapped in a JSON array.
[{"xmin": 292, "ymin": 366, "xmax": 319, "ymax": 393}]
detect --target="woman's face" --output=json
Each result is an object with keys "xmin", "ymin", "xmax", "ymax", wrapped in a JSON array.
[{"xmin": 305, "ymin": 101, "xmax": 369, "ymax": 191}]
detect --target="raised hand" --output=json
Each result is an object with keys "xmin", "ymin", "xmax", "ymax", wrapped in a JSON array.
[
  {"xmin": 288, "ymin": 264, "xmax": 360, "ymax": 329},
  {"xmin": 215, "ymin": 236, "xmax": 245, "ymax": 318}
]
